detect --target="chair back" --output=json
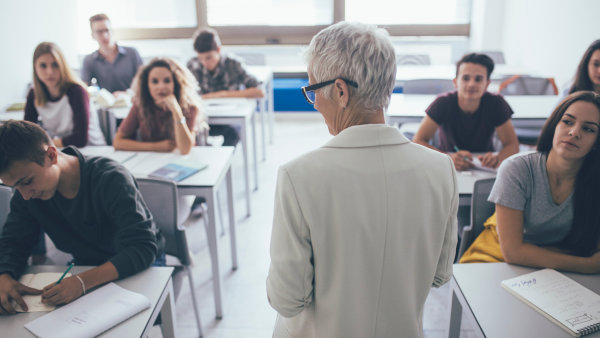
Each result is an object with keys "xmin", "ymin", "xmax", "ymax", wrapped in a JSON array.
[
  {"xmin": 0, "ymin": 185, "xmax": 13, "ymax": 233},
  {"xmin": 402, "ymin": 79, "xmax": 455, "ymax": 94},
  {"xmin": 457, "ymin": 177, "xmax": 496, "ymax": 259},
  {"xmin": 499, "ymin": 75, "xmax": 559, "ymax": 95},
  {"xmin": 136, "ymin": 178, "xmax": 192, "ymax": 266},
  {"xmin": 396, "ymin": 54, "xmax": 431, "ymax": 65}
]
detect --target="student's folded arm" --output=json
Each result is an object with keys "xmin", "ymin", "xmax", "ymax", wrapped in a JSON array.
[
  {"xmin": 266, "ymin": 167, "xmax": 314, "ymax": 318},
  {"xmin": 244, "ymin": 87, "xmax": 264, "ymax": 98},
  {"xmin": 495, "ymin": 120, "xmax": 519, "ymax": 164},
  {"xmin": 496, "ymin": 204, "xmax": 600, "ymax": 274},
  {"xmin": 113, "ymin": 131, "xmax": 164, "ymax": 152},
  {"xmin": 413, "ymin": 116, "xmax": 440, "ymax": 151},
  {"xmin": 433, "ymin": 156, "xmax": 458, "ymax": 287},
  {"xmin": 99, "ymin": 169, "xmax": 158, "ymax": 279}
]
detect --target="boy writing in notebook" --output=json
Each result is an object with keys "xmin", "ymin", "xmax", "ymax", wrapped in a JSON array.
[
  {"xmin": 0, "ymin": 120, "xmax": 158, "ymax": 314},
  {"xmin": 413, "ymin": 53, "xmax": 519, "ymax": 170}
]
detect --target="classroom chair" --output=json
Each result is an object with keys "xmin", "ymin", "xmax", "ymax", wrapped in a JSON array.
[
  {"xmin": 396, "ymin": 54, "xmax": 431, "ymax": 65},
  {"xmin": 402, "ymin": 79, "xmax": 455, "ymax": 95},
  {"xmin": 0, "ymin": 184, "xmax": 13, "ymax": 232},
  {"xmin": 136, "ymin": 177, "xmax": 215, "ymax": 337},
  {"xmin": 499, "ymin": 75, "xmax": 558, "ymax": 144},
  {"xmin": 498, "ymin": 75, "xmax": 559, "ymax": 95},
  {"xmin": 456, "ymin": 177, "xmax": 496, "ymax": 260}
]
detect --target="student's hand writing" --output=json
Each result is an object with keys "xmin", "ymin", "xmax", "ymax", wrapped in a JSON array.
[
  {"xmin": 41, "ymin": 276, "xmax": 82, "ymax": 306},
  {"xmin": 450, "ymin": 150, "xmax": 474, "ymax": 171},
  {"xmin": 478, "ymin": 152, "xmax": 499, "ymax": 168},
  {"xmin": 0, "ymin": 273, "xmax": 41, "ymax": 315},
  {"xmin": 153, "ymin": 139, "xmax": 176, "ymax": 152}
]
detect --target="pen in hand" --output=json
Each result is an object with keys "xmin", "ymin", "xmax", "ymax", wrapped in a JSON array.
[
  {"xmin": 55, "ymin": 262, "xmax": 74, "ymax": 285},
  {"xmin": 453, "ymin": 145, "xmax": 471, "ymax": 162}
]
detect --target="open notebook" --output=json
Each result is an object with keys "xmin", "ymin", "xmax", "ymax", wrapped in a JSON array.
[
  {"xmin": 24, "ymin": 282, "xmax": 150, "ymax": 338},
  {"xmin": 14, "ymin": 272, "xmax": 71, "ymax": 312},
  {"xmin": 501, "ymin": 269, "xmax": 600, "ymax": 337}
]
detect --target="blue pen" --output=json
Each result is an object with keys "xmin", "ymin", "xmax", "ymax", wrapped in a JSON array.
[
  {"xmin": 453, "ymin": 146, "xmax": 471, "ymax": 162},
  {"xmin": 55, "ymin": 263, "xmax": 74, "ymax": 285}
]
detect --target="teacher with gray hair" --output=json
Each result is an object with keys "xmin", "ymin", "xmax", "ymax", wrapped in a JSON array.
[{"xmin": 266, "ymin": 21, "xmax": 459, "ymax": 337}]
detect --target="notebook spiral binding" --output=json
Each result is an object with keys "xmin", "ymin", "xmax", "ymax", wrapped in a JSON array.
[{"xmin": 579, "ymin": 322, "xmax": 600, "ymax": 336}]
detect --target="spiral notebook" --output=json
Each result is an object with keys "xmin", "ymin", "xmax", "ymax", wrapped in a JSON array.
[{"xmin": 501, "ymin": 269, "xmax": 600, "ymax": 337}]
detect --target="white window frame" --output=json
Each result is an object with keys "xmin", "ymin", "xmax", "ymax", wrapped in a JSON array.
[{"xmin": 113, "ymin": 0, "xmax": 470, "ymax": 44}]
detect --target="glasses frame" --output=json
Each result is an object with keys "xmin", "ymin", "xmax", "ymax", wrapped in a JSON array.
[{"xmin": 301, "ymin": 78, "xmax": 359, "ymax": 104}]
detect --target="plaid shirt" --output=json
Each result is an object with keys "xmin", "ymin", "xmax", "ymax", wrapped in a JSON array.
[{"xmin": 186, "ymin": 53, "xmax": 260, "ymax": 94}]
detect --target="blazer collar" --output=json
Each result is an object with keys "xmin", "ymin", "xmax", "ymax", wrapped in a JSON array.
[{"xmin": 323, "ymin": 124, "xmax": 410, "ymax": 148}]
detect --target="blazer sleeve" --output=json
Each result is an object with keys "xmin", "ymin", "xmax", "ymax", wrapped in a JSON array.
[
  {"xmin": 266, "ymin": 166, "xmax": 314, "ymax": 317},
  {"xmin": 432, "ymin": 156, "xmax": 458, "ymax": 287}
]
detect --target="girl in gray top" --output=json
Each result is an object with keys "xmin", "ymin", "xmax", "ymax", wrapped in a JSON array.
[{"xmin": 492, "ymin": 91, "xmax": 600, "ymax": 274}]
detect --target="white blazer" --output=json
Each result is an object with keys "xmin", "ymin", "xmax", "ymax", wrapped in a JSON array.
[{"xmin": 267, "ymin": 124, "xmax": 458, "ymax": 338}]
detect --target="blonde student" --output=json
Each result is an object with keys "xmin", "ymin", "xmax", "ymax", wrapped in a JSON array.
[
  {"xmin": 461, "ymin": 91, "xmax": 600, "ymax": 274},
  {"xmin": 25, "ymin": 42, "xmax": 105, "ymax": 147}
]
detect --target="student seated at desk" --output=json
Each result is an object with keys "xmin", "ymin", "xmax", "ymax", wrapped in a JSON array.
[
  {"xmin": 413, "ymin": 53, "xmax": 519, "ymax": 171},
  {"xmin": 0, "ymin": 120, "xmax": 160, "ymax": 314},
  {"xmin": 460, "ymin": 92, "xmax": 600, "ymax": 274},
  {"xmin": 567, "ymin": 39, "xmax": 600, "ymax": 95},
  {"xmin": 80, "ymin": 13, "xmax": 143, "ymax": 96},
  {"xmin": 187, "ymin": 28, "xmax": 264, "ymax": 146},
  {"xmin": 113, "ymin": 58, "xmax": 208, "ymax": 155},
  {"xmin": 25, "ymin": 42, "xmax": 106, "ymax": 147}
]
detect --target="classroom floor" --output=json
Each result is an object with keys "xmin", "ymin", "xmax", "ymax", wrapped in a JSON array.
[{"xmin": 46, "ymin": 113, "xmax": 477, "ymax": 337}]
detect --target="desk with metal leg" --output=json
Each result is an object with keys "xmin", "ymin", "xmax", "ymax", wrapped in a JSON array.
[{"xmin": 0, "ymin": 266, "xmax": 176, "ymax": 338}]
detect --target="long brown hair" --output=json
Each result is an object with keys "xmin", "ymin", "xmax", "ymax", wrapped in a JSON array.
[
  {"xmin": 569, "ymin": 39, "xmax": 600, "ymax": 94},
  {"xmin": 32, "ymin": 42, "xmax": 85, "ymax": 107},
  {"xmin": 131, "ymin": 57, "xmax": 207, "ymax": 137},
  {"xmin": 537, "ymin": 91, "xmax": 600, "ymax": 256}
]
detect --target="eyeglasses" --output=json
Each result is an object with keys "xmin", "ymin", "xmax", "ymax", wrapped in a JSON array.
[{"xmin": 301, "ymin": 78, "xmax": 358, "ymax": 104}]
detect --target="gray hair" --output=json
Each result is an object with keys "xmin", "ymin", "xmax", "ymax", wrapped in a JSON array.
[{"xmin": 305, "ymin": 21, "xmax": 396, "ymax": 113}]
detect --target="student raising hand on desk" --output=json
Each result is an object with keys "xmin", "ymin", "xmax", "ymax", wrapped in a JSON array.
[{"xmin": 113, "ymin": 58, "xmax": 208, "ymax": 154}]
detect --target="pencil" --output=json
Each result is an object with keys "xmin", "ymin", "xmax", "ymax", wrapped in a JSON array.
[{"xmin": 55, "ymin": 262, "xmax": 74, "ymax": 285}]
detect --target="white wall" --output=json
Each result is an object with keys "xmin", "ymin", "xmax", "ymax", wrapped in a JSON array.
[
  {"xmin": 469, "ymin": 0, "xmax": 505, "ymax": 52},
  {"xmin": 0, "ymin": 0, "xmax": 78, "ymax": 108},
  {"xmin": 499, "ymin": 0, "xmax": 599, "ymax": 90}
]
